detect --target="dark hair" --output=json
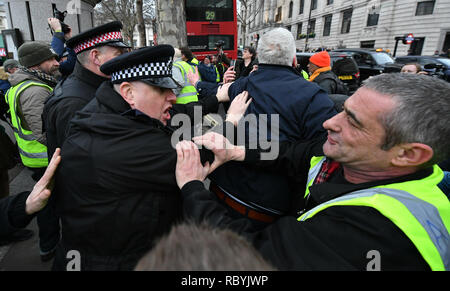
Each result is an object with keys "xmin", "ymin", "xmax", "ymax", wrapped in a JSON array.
[
  {"xmin": 180, "ymin": 47, "xmax": 194, "ymax": 60},
  {"xmin": 244, "ymin": 46, "xmax": 256, "ymax": 60},
  {"xmin": 135, "ymin": 222, "xmax": 276, "ymax": 271}
]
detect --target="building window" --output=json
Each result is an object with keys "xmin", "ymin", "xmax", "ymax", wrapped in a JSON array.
[
  {"xmin": 341, "ymin": 9, "xmax": 352, "ymax": 34},
  {"xmin": 311, "ymin": 0, "xmax": 317, "ymax": 10},
  {"xmin": 299, "ymin": 0, "xmax": 304, "ymax": 14},
  {"xmin": 289, "ymin": 1, "xmax": 293, "ymax": 18},
  {"xmin": 323, "ymin": 14, "xmax": 332, "ymax": 36},
  {"xmin": 307, "ymin": 19, "xmax": 316, "ymax": 34},
  {"xmin": 327, "ymin": 0, "xmax": 334, "ymax": 4},
  {"xmin": 360, "ymin": 40, "xmax": 375, "ymax": 48},
  {"xmin": 367, "ymin": 12, "xmax": 379, "ymax": 26},
  {"xmin": 275, "ymin": 6, "xmax": 282, "ymax": 22},
  {"xmin": 286, "ymin": 25, "xmax": 291, "ymax": 31},
  {"xmin": 415, "ymin": 1, "xmax": 435, "ymax": 16},
  {"xmin": 297, "ymin": 22, "xmax": 303, "ymax": 39}
]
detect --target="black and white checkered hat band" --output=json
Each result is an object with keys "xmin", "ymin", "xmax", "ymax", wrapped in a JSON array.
[{"xmin": 110, "ymin": 59, "xmax": 173, "ymax": 82}]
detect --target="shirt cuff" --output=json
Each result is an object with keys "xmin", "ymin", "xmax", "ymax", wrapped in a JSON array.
[
  {"xmin": 8, "ymin": 192, "xmax": 34, "ymax": 229},
  {"xmin": 181, "ymin": 180, "xmax": 206, "ymax": 197}
]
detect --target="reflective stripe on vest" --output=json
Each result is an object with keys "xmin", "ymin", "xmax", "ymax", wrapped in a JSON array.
[
  {"xmin": 298, "ymin": 156, "xmax": 450, "ymax": 271},
  {"xmin": 302, "ymin": 70, "xmax": 309, "ymax": 80},
  {"xmin": 173, "ymin": 61, "xmax": 199, "ymax": 104},
  {"xmin": 214, "ymin": 65, "xmax": 220, "ymax": 83},
  {"xmin": 6, "ymin": 80, "xmax": 51, "ymax": 168},
  {"xmin": 304, "ymin": 156, "xmax": 325, "ymax": 198}
]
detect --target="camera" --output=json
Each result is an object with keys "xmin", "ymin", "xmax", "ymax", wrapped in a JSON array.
[
  {"xmin": 215, "ymin": 40, "xmax": 225, "ymax": 49},
  {"xmin": 52, "ymin": 6, "xmax": 71, "ymax": 35}
]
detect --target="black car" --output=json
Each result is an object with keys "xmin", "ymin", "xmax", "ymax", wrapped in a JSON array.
[
  {"xmin": 296, "ymin": 52, "xmax": 360, "ymax": 93},
  {"xmin": 332, "ymin": 48, "xmax": 402, "ymax": 81},
  {"xmin": 395, "ymin": 55, "xmax": 450, "ymax": 81}
]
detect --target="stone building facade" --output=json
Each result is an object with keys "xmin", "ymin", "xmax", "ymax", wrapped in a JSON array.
[
  {"xmin": 242, "ymin": 0, "xmax": 450, "ymax": 56},
  {"xmin": 5, "ymin": 0, "xmax": 100, "ymax": 42}
]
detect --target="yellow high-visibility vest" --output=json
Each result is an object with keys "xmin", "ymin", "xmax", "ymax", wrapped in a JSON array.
[
  {"xmin": 299, "ymin": 156, "xmax": 450, "ymax": 271},
  {"xmin": 173, "ymin": 61, "xmax": 199, "ymax": 104},
  {"xmin": 5, "ymin": 80, "xmax": 51, "ymax": 168}
]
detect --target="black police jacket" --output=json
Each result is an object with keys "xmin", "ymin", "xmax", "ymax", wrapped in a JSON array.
[
  {"xmin": 54, "ymin": 81, "xmax": 216, "ymax": 270},
  {"xmin": 43, "ymin": 61, "xmax": 109, "ymax": 158}
]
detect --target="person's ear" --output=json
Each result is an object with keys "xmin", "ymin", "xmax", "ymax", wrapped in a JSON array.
[
  {"xmin": 292, "ymin": 56, "xmax": 297, "ymax": 68},
  {"xmin": 391, "ymin": 143, "xmax": 434, "ymax": 167},
  {"xmin": 90, "ymin": 49, "xmax": 102, "ymax": 67},
  {"xmin": 119, "ymin": 82, "xmax": 135, "ymax": 108}
]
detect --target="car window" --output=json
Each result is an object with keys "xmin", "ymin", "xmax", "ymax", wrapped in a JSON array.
[
  {"xmin": 417, "ymin": 58, "xmax": 436, "ymax": 65},
  {"xmin": 351, "ymin": 53, "xmax": 366, "ymax": 65},
  {"xmin": 371, "ymin": 53, "xmax": 394, "ymax": 65},
  {"xmin": 437, "ymin": 58, "xmax": 450, "ymax": 67},
  {"xmin": 396, "ymin": 57, "xmax": 415, "ymax": 64}
]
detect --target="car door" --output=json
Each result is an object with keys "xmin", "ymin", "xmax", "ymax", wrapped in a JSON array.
[{"xmin": 351, "ymin": 52, "xmax": 374, "ymax": 81}]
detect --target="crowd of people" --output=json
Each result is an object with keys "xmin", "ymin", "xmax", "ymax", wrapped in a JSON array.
[{"xmin": 0, "ymin": 21, "xmax": 449, "ymax": 271}]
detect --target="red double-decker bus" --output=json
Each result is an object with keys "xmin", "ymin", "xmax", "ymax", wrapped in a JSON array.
[{"xmin": 185, "ymin": 0, "xmax": 238, "ymax": 61}]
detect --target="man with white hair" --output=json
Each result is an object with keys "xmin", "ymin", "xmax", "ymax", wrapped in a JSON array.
[{"xmin": 208, "ymin": 28, "xmax": 337, "ymax": 227}]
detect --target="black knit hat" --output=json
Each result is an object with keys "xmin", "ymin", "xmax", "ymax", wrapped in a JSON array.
[
  {"xmin": 18, "ymin": 42, "xmax": 59, "ymax": 68},
  {"xmin": 66, "ymin": 21, "xmax": 130, "ymax": 54},
  {"xmin": 100, "ymin": 45, "xmax": 181, "ymax": 89}
]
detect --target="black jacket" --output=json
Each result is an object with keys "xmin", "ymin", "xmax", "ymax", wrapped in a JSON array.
[
  {"xmin": 181, "ymin": 138, "xmax": 431, "ymax": 271},
  {"xmin": 43, "ymin": 61, "xmax": 109, "ymax": 158},
  {"xmin": 54, "ymin": 81, "xmax": 216, "ymax": 270},
  {"xmin": 313, "ymin": 70, "xmax": 347, "ymax": 95},
  {"xmin": 210, "ymin": 65, "xmax": 336, "ymax": 217},
  {"xmin": 234, "ymin": 58, "xmax": 257, "ymax": 80},
  {"xmin": 0, "ymin": 192, "xmax": 34, "ymax": 237}
]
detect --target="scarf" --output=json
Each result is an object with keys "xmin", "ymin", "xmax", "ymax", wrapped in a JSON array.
[
  {"xmin": 308, "ymin": 66, "xmax": 332, "ymax": 82},
  {"xmin": 19, "ymin": 66, "xmax": 58, "ymax": 87}
]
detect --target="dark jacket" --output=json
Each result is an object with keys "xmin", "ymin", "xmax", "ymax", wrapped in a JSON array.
[
  {"xmin": 197, "ymin": 63, "xmax": 218, "ymax": 83},
  {"xmin": 0, "ymin": 79, "xmax": 11, "ymax": 94},
  {"xmin": 215, "ymin": 52, "xmax": 231, "ymax": 82},
  {"xmin": 313, "ymin": 70, "xmax": 348, "ymax": 95},
  {"xmin": 0, "ymin": 192, "xmax": 34, "ymax": 237},
  {"xmin": 53, "ymin": 81, "xmax": 217, "ymax": 271},
  {"xmin": 234, "ymin": 58, "xmax": 257, "ymax": 80},
  {"xmin": 43, "ymin": 61, "xmax": 109, "ymax": 158},
  {"xmin": 209, "ymin": 64, "xmax": 336, "ymax": 216},
  {"xmin": 181, "ymin": 138, "xmax": 432, "ymax": 271},
  {"xmin": 51, "ymin": 32, "xmax": 76, "ymax": 77}
]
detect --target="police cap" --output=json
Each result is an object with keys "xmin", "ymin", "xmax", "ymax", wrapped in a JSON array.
[
  {"xmin": 100, "ymin": 44, "xmax": 181, "ymax": 89},
  {"xmin": 66, "ymin": 21, "xmax": 130, "ymax": 54}
]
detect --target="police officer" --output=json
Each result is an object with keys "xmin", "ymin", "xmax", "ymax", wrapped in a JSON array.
[
  {"xmin": 52, "ymin": 44, "xmax": 231, "ymax": 271},
  {"xmin": 43, "ymin": 21, "xmax": 130, "ymax": 160}
]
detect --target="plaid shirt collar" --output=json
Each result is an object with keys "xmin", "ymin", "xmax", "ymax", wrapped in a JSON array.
[{"xmin": 313, "ymin": 158, "xmax": 341, "ymax": 185}]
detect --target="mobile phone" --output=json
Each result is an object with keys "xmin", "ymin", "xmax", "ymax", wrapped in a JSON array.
[{"xmin": 230, "ymin": 59, "xmax": 236, "ymax": 70}]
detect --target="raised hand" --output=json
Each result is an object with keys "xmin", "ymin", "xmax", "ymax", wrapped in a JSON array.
[{"xmin": 226, "ymin": 91, "xmax": 252, "ymax": 126}]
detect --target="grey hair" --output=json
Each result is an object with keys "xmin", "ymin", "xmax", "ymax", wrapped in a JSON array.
[
  {"xmin": 77, "ymin": 45, "xmax": 111, "ymax": 65},
  {"xmin": 256, "ymin": 28, "xmax": 296, "ymax": 66},
  {"xmin": 362, "ymin": 73, "xmax": 450, "ymax": 165},
  {"xmin": 135, "ymin": 222, "xmax": 276, "ymax": 271}
]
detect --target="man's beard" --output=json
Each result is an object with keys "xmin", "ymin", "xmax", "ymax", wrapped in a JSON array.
[
  {"xmin": 52, "ymin": 69, "xmax": 62, "ymax": 79},
  {"xmin": 41, "ymin": 65, "xmax": 61, "ymax": 78}
]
